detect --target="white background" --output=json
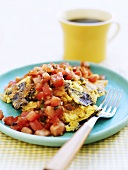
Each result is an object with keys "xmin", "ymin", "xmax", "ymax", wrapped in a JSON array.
[{"xmin": 0, "ymin": 0, "xmax": 128, "ymax": 76}]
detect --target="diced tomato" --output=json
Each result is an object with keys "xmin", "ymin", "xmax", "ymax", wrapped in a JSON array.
[
  {"xmin": 49, "ymin": 107, "xmax": 63, "ymax": 124},
  {"xmin": 21, "ymin": 127, "xmax": 33, "ymax": 134},
  {"xmin": 80, "ymin": 61, "xmax": 90, "ymax": 68},
  {"xmin": 51, "ymin": 96, "xmax": 61, "ymax": 107},
  {"xmin": 50, "ymin": 121, "xmax": 66, "ymax": 136},
  {"xmin": 44, "ymin": 122, "xmax": 51, "ymax": 130},
  {"xmin": 65, "ymin": 71, "xmax": 77, "ymax": 80},
  {"xmin": 29, "ymin": 120, "xmax": 44, "ymax": 131},
  {"xmin": 35, "ymin": 82, "xmax": 43, "ymax": 91},
  {"xmin": 20, "ymin": 111, "xmax": 29, "ymax": 117},
  {"xmin": 44, "ymin": 99, "xmax": 51, "ymax": 106},
  {"xmin": 35, "ymin": 128, "xmax": 51, "ymax": 136},
  {"xmin": 26, "ymin": 111, "xmax": 40, "ymax": 122},
  {"xmin": 72, "ymin": 66, "xmax": 77, "ymax": 72},
  {"xmin": 80, "ymin": 67, "xmax": 89, "ymax": 78},
  {"xmin": 65, "ymin": 74, "xmax": 73, "ymax": 80},
  {"xmin": 11, "ymin": 124, "xmax": 21, "ymax": 131},
  {"xmin": 42, "ymin": 72, "xmax": 51, "ymax": 82},
  {"xmin": 4, "ymin": 116, "xmax": 18, "ymax": 126},
  {"xmin": 54, "ymin": 107, "xmax": 63, "ymax": 119},
  {"xmin": 86, "ymin": 68, "xmax": 92, "ymax": 76},
  {"xmin": 33, "ymin": 75, "xmax": 42, "ymax": 85},
  {"xmin": 11, "ymin": 117, "xmax": 29, "ymax": 131},
  {"xmin": 59, "ymin": 62, "xmax": 70, "ymax": 69},
  {"xmin": 51, "ymin": 73, "xmax": 64, "ymax": 87},
  {"xmin": 42, "ymin": 84, "xmax": 52, "ymax": 97},
  {"xmin": 62, "ymin": 70, "xmax": 68, "ymax": 76},
  {"xmin": 53, "ymin": 68, "xmax": 65, "ymax": 75},
  {"xmin": 29, "ymin": 70, "xmax": 38, "ymax": 76},
  {"xmin": 44, "ymin": 106, "xmax": 55, "ymax": 118},
  {"xmin": 42, "ymin": 64, "xmax": 54, "ymax": 73},
  {"xmin": 88, "ymin": 75, "xmax": 99, "ymax": 83},
  {"xmin": 17, "ymin": 117, "xmax": 29, "ymax": 128},
  {"xmin": 37, "ymin": 92, "xmax": 44, "ymax": 100},
  {"xmin": 49, "ymin": 116, "xmax": 59, "ymax": 124},
  {"xmin": 47, "ymin": 106, "xmax": 63, "ymax": 123},
  {"xmin": 0, "ymin": 110, "xmax": 4, "ymax": 120},
  {"xmin": 74, "ymin": 71, "xmax": 81, "ymax": 76},
  {"xmin": 33, "ymin": 66, "xmax": 42, "ymax": 72}
]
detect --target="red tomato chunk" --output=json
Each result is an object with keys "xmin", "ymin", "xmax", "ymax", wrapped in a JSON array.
[
  {"xmin": 29, "ymin": 120, "xmax": 44, "ymax": 131},
  {"xmin": 26, "ymin": 111, "xmax": 40, "ymax": 122},
  {"xmin": 50, "ymin": 121, "xmax": 66, "ymax": 136},
  {"xmin": 21, "ymin": 127, "xmax": 33, "ymax": 134},
  {"xmin": 0, "ymin": 110, "xmax": 4, "ymax": 120},
  {"xmin": 4, "ymin": 116, "xmax": 18, "ymax": 126}
]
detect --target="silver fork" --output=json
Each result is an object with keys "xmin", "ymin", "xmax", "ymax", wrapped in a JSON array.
[{"xmin": 44, "ymin": 88, "xmax": 122, "ymax": 170}]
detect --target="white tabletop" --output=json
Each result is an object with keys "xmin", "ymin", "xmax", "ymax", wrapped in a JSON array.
[
  {"xmin": 0, "ymin": 1, "xmax": 128, "ymax": 170},
  {"xmin": 0, "ymin": 0, "xmax": 128, "ymax": 78}
]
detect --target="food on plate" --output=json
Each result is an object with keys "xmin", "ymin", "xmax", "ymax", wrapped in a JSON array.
[
  {"xmin": 1, "ymin": 62, "xmax": 108, "ymax": 136},
  {"xmin": 0, "ymin": 110, "xmax": 4, "ymax": 120}
]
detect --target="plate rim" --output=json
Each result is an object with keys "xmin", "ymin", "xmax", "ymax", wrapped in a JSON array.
[{"xmin": 0, "ymin": 60, "xmax": 128, "ymax": 146}]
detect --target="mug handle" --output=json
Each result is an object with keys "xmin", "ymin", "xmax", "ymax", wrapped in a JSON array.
[{"xmin": 108, "ymin": 22, "xmax": 120, "ymax": 42}]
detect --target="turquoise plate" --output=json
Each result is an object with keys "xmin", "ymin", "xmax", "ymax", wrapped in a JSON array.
[{"xmin": 0, "ymin": 61, "xmax": 128, "ymax": 146}]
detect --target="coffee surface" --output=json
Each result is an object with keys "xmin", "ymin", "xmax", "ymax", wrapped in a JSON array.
[{"xmin": 69, "ymin": 18, "xmax": 103, "ymax": 23}]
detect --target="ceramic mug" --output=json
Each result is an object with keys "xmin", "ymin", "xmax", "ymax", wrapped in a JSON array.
[{"xmin": 58, "ymin": 9, "xmax": 120, "ymax": 63}]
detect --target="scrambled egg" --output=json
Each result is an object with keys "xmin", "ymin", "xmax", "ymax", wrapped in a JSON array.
[
  {"xmin": 60, "ymin": 78, "xmax": 107, "ymax": 131},
  {"xmin": 22, "ymin": 101, "xmax": 38, "ymax": 111},
  {"xmin": 62, "ymin": 105, "xmax": 97, "ymax": 131},
  {"xmin": 2, "ymin": 76, "xmax": 37, "ymax": 110}
]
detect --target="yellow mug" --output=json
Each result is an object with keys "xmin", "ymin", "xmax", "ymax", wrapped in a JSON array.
[{"xmin": 58, "ymin": 9, "xmax": 120, "ymax": 63}]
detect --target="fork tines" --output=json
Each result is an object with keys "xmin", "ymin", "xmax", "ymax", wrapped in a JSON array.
[{"xmin": 98, "ymin": 88, "xmax": 123, "ymax": 115}]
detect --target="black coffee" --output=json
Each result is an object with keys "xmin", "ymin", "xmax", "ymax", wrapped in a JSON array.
[{"xmin": 69, "ymin": 18, "xmax": 103, "ymax": 23}]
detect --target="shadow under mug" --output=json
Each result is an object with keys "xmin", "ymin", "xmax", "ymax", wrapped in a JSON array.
[{"xmin": 58, "ymin": 9, "xmax": 120, "ymax": 63}]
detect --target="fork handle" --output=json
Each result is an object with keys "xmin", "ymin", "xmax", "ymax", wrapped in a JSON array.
[{"xmin": 43, "ymin": 116, "xmax": 98, "ymax": 170}]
